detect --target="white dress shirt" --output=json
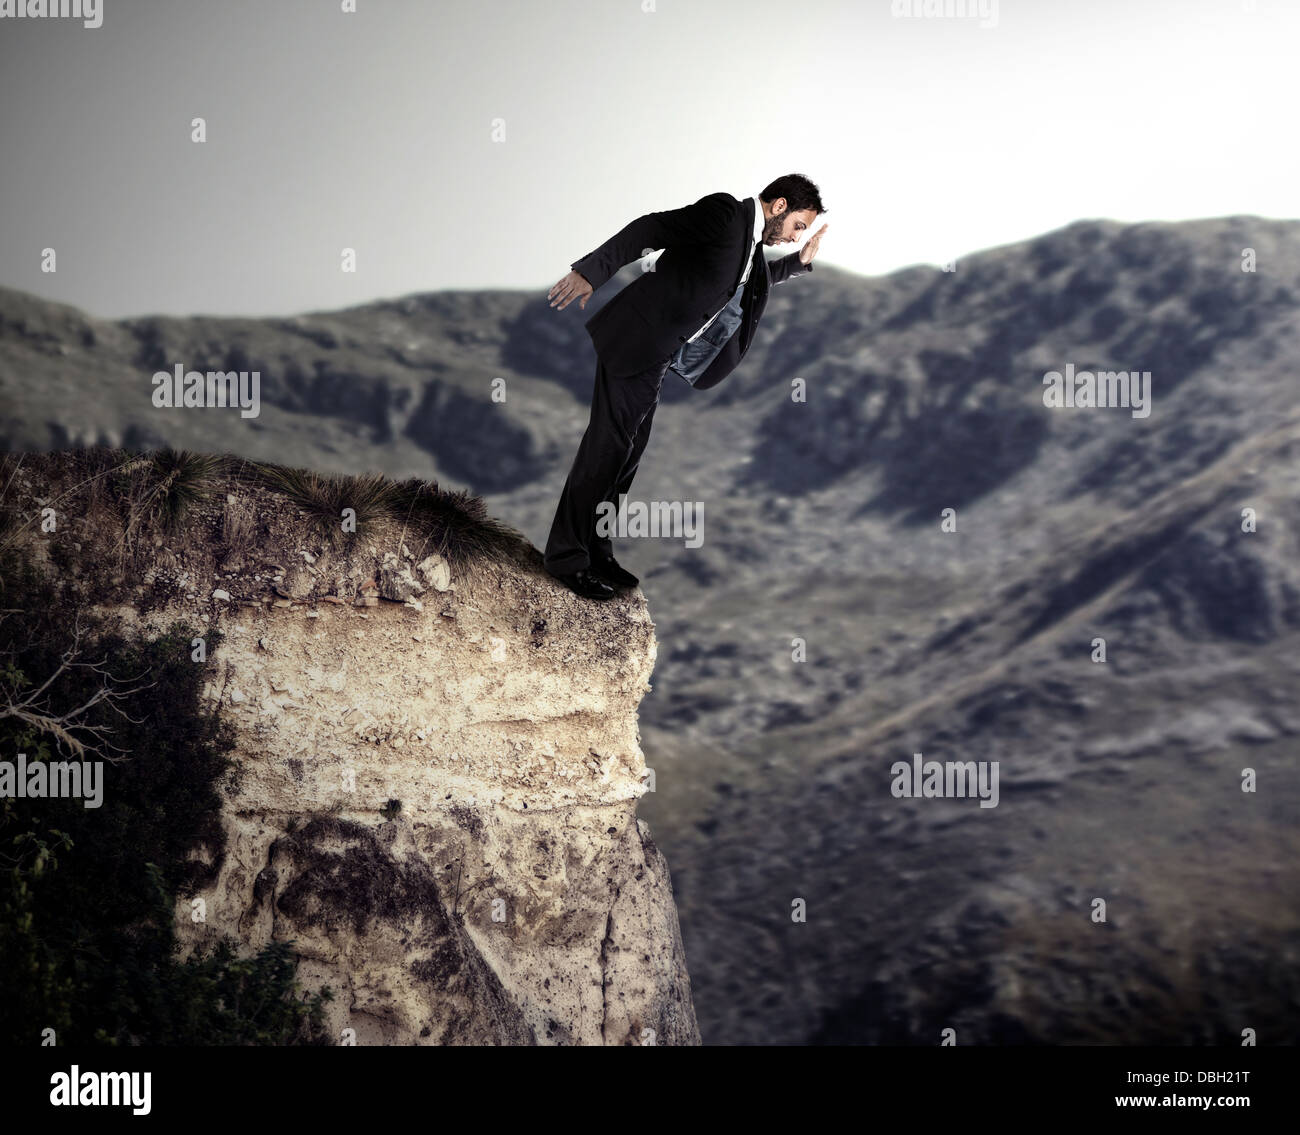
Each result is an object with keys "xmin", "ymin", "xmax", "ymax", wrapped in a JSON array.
[{"xmin": 685, "ymin": 195, "xmax": 766, "ymax": 344}]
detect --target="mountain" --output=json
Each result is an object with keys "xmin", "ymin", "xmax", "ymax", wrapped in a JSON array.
[{"xmin": 2, "ymin": 214, "xmax": 1298, "ymax": 1043}]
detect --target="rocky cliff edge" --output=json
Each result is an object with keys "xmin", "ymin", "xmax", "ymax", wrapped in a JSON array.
[{"xmin": 2, "ymin": 448, "xmax": 699, "ymax": 1045}]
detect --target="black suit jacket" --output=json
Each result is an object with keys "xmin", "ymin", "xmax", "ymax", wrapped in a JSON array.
[{"xmin": 570, "ymin": 192, "xmax": 813, "ymax": 390}]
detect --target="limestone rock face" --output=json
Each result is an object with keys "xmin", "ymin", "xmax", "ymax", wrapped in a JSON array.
[
  {"xmin": 14, "ymin": 455, "xmax": 701, "ymax": 1046},
  {"xmin": 174, "ymin": 538, "xmax": 696, "ymax": 1045}
]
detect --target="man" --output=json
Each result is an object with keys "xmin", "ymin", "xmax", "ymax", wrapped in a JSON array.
[{"xmin": 543, "ymin": 173, "xmax": 829, "ymax": 601}]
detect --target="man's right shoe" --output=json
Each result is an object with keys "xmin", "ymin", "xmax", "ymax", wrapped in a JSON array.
[
  {"xmin": 590, "ymin": 553, "xmax": 638, "ymax": 588},
  {"xmin": 548, "ymin": 567, "xmax": 618, "ymax": 601}
]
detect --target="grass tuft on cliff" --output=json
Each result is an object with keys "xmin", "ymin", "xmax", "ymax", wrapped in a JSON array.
[{"xmin": 1, "ymin": 446, "xmax": 527, "ymax": 598}]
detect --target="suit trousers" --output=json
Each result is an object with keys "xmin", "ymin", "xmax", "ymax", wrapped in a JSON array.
[{"xmin": 544, "ymin": 352, "xmax": 670, "ymax": 575}]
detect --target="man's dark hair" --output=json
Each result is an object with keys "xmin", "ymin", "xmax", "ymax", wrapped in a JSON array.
[{"xmin": 759, "ymin": 173, "xmax": 827, "ymax": 217}]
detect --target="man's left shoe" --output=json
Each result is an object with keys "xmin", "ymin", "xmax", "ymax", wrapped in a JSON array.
[{"xmin": 591, "ymin": 553, "xmax": 639, "ymax": 588}]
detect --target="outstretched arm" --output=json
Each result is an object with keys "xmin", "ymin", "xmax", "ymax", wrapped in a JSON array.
[{"xmin": 568, "ymin": 192, "xmax": 739, "ymax": 292}]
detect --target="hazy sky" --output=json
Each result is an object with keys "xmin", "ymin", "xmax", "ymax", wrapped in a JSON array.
[{"xmin": 1, "ymin": 0, "xmax": 1295, "ymax": 320}]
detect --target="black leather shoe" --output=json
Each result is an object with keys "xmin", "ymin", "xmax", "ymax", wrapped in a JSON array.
[
  {"xmin": 591, "ymin": 554, "xmax": 639, "ymax": 588},
  {"xmin": 549, "ymin": 567, "xmax": 618, "ymax": 601}
]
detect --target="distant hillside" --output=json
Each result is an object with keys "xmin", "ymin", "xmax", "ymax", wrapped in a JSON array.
[{"xmin": 3, "ymin": 215, "xmax": 1298, "ymax": 1044}]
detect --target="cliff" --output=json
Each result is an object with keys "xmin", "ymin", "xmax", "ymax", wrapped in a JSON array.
[{"xmin": 0, "ymin": 447, "xmax": 699, "ymax": 1045}]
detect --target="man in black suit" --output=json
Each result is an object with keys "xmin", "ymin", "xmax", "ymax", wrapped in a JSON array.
[{"xmin": 543, "ymin": 172, "xmax": 829, "ymax": 600}]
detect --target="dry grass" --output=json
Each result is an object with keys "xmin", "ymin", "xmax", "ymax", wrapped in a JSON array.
[
  {"xmin": 244, "ymin": 463, "xmax": 401, "ymax": 550},
  {"xmin": 385, "ymin": 476, "xmax": 522, "ymax": 585},
  {"xmin": 220, "ymin": 492, "xmax": 257, "ymax": 561},
  {"xmin": 1, "ymin": 447, "xmax": 229, "ymax": 571},
  {"xmin": 240, "ymin": 458, "xmax": 524, "ymax": 583},
  {"xmin": 113, "ymin": 449, "xmax": 228, "ymax": 569},
  {"xmin": 0, "ymin": 446, "xmax": 528, "ymax": 596}
]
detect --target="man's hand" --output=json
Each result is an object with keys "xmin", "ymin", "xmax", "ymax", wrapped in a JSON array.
[
  {"xmin": 548, "ymin": 270, "xmax": 593, "ymax": 311},
  {"xmin": 798, "ymin": 223, "xmax": 829, "ymax": 265}
]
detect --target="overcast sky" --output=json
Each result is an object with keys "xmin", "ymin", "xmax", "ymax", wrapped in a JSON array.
[{"xmin": 1, "ymin": 0, "xmax": 1295, "ymax": 320}]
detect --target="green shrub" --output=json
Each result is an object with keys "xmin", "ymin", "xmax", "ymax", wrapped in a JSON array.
[{"xmin": 0, "ymin": 541, "xmax": 331, "ymax": 1045}]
